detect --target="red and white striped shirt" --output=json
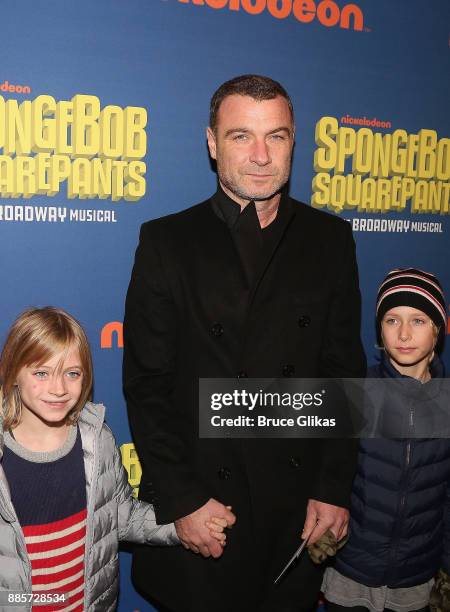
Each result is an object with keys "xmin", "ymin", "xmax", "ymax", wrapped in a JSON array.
[{"xmin": 23, "ymin": 508, "xmax": 86, "ymax": 611}]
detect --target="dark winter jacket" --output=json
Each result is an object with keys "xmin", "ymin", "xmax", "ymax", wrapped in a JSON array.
[{"xmin": 334, "ymin": 354, "xmax": 450, "ymax": 588}]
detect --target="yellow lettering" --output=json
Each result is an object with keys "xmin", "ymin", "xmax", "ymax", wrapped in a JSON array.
[
  {"xmin": 370, "ymin": 133, "xmax": 391, "ymax": 178},
  {"xmin": 35, "ymin": 153, "xmax": 52, "ymax": 193},
  {"xmin": 406, "ymin": 134, "xmax": 418, "ymax": 178},
  {"xmin": 412, "ymin": 180, "xmax": 428, "ymax": 212},
  {"xmin": 47, "ymin": 155, "xmax": 71, "ymax": 196},
  {"xmin": 120, "ymin": 443, "xmax": 142, "ymax": 496},
  {"xmin": 390, "ymin": 176, "xmax": 403, "ymax": 210},
  {"xmin": 440, "ymin": 183, "xmax": 450, "ymax": 213},
  {"xmin": 123, "ymin": 106, "xmax": 147, "ymax": 160},
  {"xmin": 328, "ymin": 174, "xmax": 346, "ymax": 211},
  {"xmin": 72, "ymin": 94, "xmax": 100, "ymax": 157},
  {"xmin": 335, "ymin": 127, "xmax": 356, "ymax": 174},
  {"xmin": 111, "ymin": 160, "xmax": 127, "ymax": 200},
  {"xmin": 100, "ymin": 105, "xmax": 124, "ymax": 158},
  {"xmin": 417, "ymin": 129, "xmax": 437, "ymax": 180},
  {"xmin": 91, "ymin": 158, "xmax": 112, "ymax": 199},
  {"xmin": 436, "ymin": 139, "xmax": 450, "ymax": 181},
  {"xmin": 0, "ymin": 96, "xmax": 5, "ymax": 150},
  {"xmin": 428, "ymin": 181, "xmax": 442, "ymax": 214},
  {"xmin": 359, "ymin": 177, "xmax": 377, "ymax": 211},
  {"xmin": 124, "ymin": 161, "xmax": 146, "ymax": 201},
  {"xmin": 68, "ymin": 158, "xmax": 92, "ymax": 198},
  {"xmin": 345, "ymin": 173, "xmax": 361, "ymax": 209},
  {"xmin": 375, "ymin": 178, "xmax": 391, "ymax": 211},
  {"xmin": 5, "ymin": 99, "xmax": 32, "ymax": 155},
  {"xmin": 399, "ymin": 177, "xmax": 415, "ymax": 209},
  {"xmin": 55, "ymin": 100, "xmax": 73, "ymax": 155},
  {"xmin": 314, "ymin": 117, "xmax": 338, "ymax": 171},
  {"xmin": 311, "ymin": 172, "xmax": 330, "ymax": 207},
  {"xmin": 390, "ymin": 130, "xmax": 407, "ymax": 175},
  {"xmin": 31, "ymin": 95, "xmax": 56, "ymax": 152},
  {"xmin": 353, "ymin": 128, "xmax": 372, "ymax": 175},
  {"xmin": 14, "ymin": 156, "xmax": 36, "ymax": 198},
  {"xmin": 0, "ymin": 155, "xmax": 13, "ymax": 196}
]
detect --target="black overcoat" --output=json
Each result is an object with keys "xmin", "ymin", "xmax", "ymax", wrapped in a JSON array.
[{"xmin": 123, "ymin": 194, "xmax": 366, "ymax": 612}]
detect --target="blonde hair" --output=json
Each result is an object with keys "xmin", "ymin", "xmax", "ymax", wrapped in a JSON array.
[{"xmin": 0, "ymin": 307, "xmax": 93, "ymax": 430}]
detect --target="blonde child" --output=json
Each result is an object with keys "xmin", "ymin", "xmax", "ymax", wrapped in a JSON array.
[{"xmin": 0, "ymin": 307, "xmax": 230, "ymax": 611}]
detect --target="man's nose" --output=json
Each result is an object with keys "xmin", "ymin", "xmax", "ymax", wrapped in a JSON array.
[
  {"xmin": 49, "ymin": 374, "xmax": 67, "ymax": 396},
  {"xmin": 249, "ymin": 139, "xmax": 271, "ymax": 165}
]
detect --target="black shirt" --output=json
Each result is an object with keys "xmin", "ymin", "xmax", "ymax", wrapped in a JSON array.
[{"xmin": 210, "ymin": 185, "xmax": 290, "ymax": 287}]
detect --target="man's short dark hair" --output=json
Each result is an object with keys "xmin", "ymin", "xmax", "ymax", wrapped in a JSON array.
[{"xmin": 209, "ymin": 74, "xmax": 294, "ymax": 131}]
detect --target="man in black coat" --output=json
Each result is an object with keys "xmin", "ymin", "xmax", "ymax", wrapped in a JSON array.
[{"xmin": 123, "ymin": 75, "xmax": 366, "ymax": 612}]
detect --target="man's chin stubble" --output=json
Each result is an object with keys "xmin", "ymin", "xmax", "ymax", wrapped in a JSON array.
[{"xmin": 220, "ymin": 179, "xmax": 287, "ymax": 204}]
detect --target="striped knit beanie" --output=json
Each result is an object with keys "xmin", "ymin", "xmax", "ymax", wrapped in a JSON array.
[{"xmin": 376, "ymin": 268, "xmax": 447, "ymax": 350}]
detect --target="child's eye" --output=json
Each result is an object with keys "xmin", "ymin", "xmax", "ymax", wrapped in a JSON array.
[
  {"xmin": 66, "ymin": 370, "xmax": 82, "ymax": 379},
  {"xmin": 384, "ymin": 318, "xmax": 398, "ymax": 325},
  {"xmin": 33, "ymin": 371, "xmax": 48, "ymax": 379},
  {"xmin": 412, "ymin": 318, "xmax": 425, "ymax": 325}
]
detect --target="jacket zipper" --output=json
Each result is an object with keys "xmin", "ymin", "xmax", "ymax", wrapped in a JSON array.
[
  {"xmin": 83, "ymin": 426, "xmax": 100, "ymax": 611},
  {"xmin": 384, "ymin": 401, "xmax": 414, "ymax": 585}
]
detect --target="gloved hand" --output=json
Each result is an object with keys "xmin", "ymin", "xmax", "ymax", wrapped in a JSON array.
[
  {"xmin": 307, "ymin": 529, "xmax": 348, "ymax": 564},
  {"xmin": 430, "ymin": 569, "xmax": 450, "ymax": 612}
]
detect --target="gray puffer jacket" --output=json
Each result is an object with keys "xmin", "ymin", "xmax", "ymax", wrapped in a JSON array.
[{"xmin": 0, "ymin": 402, "xmax": 179, "ymax": 611}]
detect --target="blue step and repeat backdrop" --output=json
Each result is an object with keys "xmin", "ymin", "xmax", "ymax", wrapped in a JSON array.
[{"xmin": 1, "ymin": 1, "xmax": 449, "ymax": 609}]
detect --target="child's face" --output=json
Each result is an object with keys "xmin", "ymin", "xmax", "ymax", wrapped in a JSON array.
[
  {"xmin": 15, "ymin": 344, "xmax": 83, "ymax": 428},
  {"xmin": 381, "ymin": 306, "xmax": 437, "ymax": 371}
]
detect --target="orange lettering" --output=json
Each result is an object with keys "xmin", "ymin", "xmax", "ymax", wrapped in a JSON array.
[
  {"xmin": 340, "ymin": 3, "xmax": 363, "ymax": 30},
  {"xmin": 267, "ymin": 0, "xmax": 291, "ymax": 19},
  {"xmin": 316, "ymin": 0, "xmax": 340, "ymax": 27},
  {"xmin": 177, "ymin": 0, "xmax": 365, "ymax": 31},
  {"xmin": 293, "ymin": 0, "xmax": 315, "ymax": 23},
  {"xmin": 241, "ymin": 0, "xmax": 266, "ymax": 15},
  {"xmin": 100, "ymin": 321, "xmax": 123, "ymax": 349}
]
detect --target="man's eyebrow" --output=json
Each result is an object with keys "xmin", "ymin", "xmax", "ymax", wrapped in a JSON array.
[
  {"xmin": 224, "ymin": 128, "xmax": 250, "ymax": 137},
  {"xmin": 267, "ymin": 127, "xmax": 292, "ymax": 136},
  {"xmin": 224, "ymin": 126, "xmax": 293, "ymax": 137}
]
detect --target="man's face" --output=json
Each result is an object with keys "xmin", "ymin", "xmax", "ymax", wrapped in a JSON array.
[{"xmin": 207, "ymin": 94, "xmax": 294, "ymax": 206}]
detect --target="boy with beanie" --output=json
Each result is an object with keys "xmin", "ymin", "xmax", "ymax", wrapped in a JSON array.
[{"xmin": 321, "ymin": 268, "xmax": 450, "ymax": 612}]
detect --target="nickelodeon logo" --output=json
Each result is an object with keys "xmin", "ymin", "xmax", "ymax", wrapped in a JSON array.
[
  {"xmin": 178, "ymin": 0, "xmax": 364, "ymax": 31},
  {"xmin": 101, "ymin": 322, "xmax": 123, "ymax": 348},
  {"xmin": 1, "ymin": 80, "xmax": 31, "ymax": 94}
]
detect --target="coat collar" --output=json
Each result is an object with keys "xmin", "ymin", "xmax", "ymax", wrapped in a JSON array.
[{"xmin": 377, "ymin": 351, "xmax": 445, "ymax": 400}]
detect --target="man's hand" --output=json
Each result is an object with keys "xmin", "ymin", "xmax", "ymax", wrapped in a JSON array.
[
  {"xmin": 175, "ymin": 498, "xmax": 236, "ymax": 558},
  {"xmin": 301, "ymin": 498, "xmax": 349, "ymax": 545}
]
